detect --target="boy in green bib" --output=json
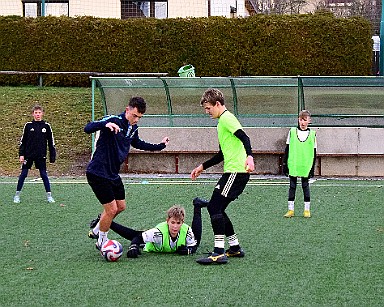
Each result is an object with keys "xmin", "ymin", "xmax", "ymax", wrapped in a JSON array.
[
  {"xmin": 282, "ymin": 110, "xmax": 317, "ymax": 218},
  {"xmin": 89, "ymin": 200, "xmax": 207, "ymax": 257},
  {"xmin": 191, "ymin": 88, "xmax": 254, "ymax": 265}
]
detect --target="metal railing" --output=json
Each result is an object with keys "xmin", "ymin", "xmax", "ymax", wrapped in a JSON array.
[
  {"xmin": 91, "ymin": 76, "xmax": 384, "ymax": 128},
  {"xmin": 0, "ymin": 71, "xmax": 168, "ymax": 87}
]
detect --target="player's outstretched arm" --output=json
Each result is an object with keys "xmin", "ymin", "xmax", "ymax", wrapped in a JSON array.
[
  {"xmin": 161, "ymin": 137, "xmax": 170, "ymax": 145},
  {"xmin": 191, "ymin": 164, "xmax": 203, "ymax": 180},
  {"xmin": 131, "ymin": 134, "xmax": 168, "ymax": 151},
  {"xmin": 84, "ymin": 120, "xmax": 119, "ymax": 134}
]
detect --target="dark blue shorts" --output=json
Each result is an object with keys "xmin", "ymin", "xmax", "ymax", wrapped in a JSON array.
[
  {"xmin": 22, "ymin": 157, "xmax": 47, "ymax": 170},
  {"xmin": 86, "ymin": 172, "xmax": 125, "ymax": 205}
]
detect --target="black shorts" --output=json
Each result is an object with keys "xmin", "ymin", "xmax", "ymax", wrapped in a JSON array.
[
  {"xmin": 86, "ymin": 172, "xmax": 125, "ymax": 205},
  {"xmin": 22, "ymin": 158, "xmax": 46, "ymax": 170},
  {"xmin": 214, "ymin": 173, "xmax": 250, "ymax": 200}
]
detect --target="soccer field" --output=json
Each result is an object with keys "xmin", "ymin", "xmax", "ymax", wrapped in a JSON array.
[{"xmin": 1, "ymin": 176, "xmax": 383, "ymax": 307}]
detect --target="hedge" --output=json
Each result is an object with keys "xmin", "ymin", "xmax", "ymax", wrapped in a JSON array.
[{"xmin": 0, "ymin": 12, "xmax": 372, "ymax": 86}]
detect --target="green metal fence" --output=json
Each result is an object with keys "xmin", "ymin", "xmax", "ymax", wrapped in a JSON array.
[{"xmin": 91, "ymin": 76, "xmax": 384, "ymax": 127}]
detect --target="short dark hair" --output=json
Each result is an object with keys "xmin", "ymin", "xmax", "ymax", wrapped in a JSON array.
[
  {"xmin": 128, "ymin": 96, "xmax": 146, "ymax": 114},
  {"xmin": 200, "ymin": 88, "xmax": 225, "ymax": 106},
  {"xmin": 299, "ymin": 109, "xmax": 311, "ymax": 118}
]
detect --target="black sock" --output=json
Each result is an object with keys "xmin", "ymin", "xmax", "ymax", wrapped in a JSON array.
[
  {"xmin": 230, "ymin": 245, "xmax": 240, "ymax": 252},
  {"xmin": 214, "ymin": 247, "xmax": 225, "ymax": 254}
]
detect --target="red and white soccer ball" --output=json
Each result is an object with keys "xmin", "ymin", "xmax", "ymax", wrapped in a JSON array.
[{"xmin": 101, "ymin": 240, "xmax": 123, "ymax": 262}]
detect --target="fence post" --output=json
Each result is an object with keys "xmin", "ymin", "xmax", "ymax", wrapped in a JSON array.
[
  {"xmin": 380, "ymin": 5, "xmax": 384, "ymax": 76},
  {"xmin": 297, "ymin": 75, "xmax": 304, "ymax": 112},
  {"xmin": 91, "ymin": 78, "xmax": 96, "ymax": 152},
  {"xmin": 229, "ymin": 78, "xmax": 238, "ymax": 116},
  {"xmin": 161, "ymin": 78, "xmax": 174, "ymax": 127},
  {"xmin": 38, "ymin": 74, "xmax": 43, "ymax": 87}
]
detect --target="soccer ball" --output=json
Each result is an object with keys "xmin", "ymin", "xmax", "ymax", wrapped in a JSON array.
[{"xmin": 101, "ymin": 240, "xmax": 123, "ymax": 262}]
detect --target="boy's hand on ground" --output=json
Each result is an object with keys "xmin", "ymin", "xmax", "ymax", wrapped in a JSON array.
[
  {"xmin": 176, "ymin": 245, "xmax": 192, "ymax": 255},
  {"xmin": 127, "ymin": 244, "xmax": 141, "ymax": 258}
]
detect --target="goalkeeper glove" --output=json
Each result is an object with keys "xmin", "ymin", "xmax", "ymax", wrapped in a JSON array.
[
  {"xmin": 127, "ymin": 244, "xmax": 141, "ymax": 258},
  {"xmin": 176, "ymin": 245, "xmax": 192, "ymax": 255}
]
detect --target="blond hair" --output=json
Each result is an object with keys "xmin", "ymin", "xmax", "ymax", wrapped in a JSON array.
[
  {"xmin": 200, "ymin": 88, "xmax": 225, "ymax": 106},
  {"xmin": 166, "ymin": 205, "xmax": 185, "ymax": 221}
]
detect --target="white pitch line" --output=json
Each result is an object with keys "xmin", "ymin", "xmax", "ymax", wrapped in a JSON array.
[
  {"xmin": 0, "ymin": 180, "xmax": 382, "ymax": 188},
  {"xmin": 127, "ymin": 181, "xmax": 383, "ymax": 188}
]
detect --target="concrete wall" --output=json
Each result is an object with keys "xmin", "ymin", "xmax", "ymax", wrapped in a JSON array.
[{"xmin": 126, "ymin": 127, "xmax": 384, "ymax": 177}]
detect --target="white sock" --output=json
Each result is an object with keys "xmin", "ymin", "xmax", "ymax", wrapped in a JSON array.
[
  {"xmin": 227, "ymin": 234, "xmax": 239, "ymax": 247},
  {"xmin": 214, "ymin": 235, "xmax": 225, "ymax": 249},
  {"xmin": 98, "ymin": 231, "xmax": 108, "ymax": 246},
  {"xmin": 304, "ymin": 202, "xmax": 311, "ymax": 211},
  {"xmin": 15, "ymin": 191, "xmax": 21, "ymax": 196},
  {"xmin": 47, "ymin": 192, "xmax": 52, "ymax": 197},
  {"xmin": 288, "ymin": 201, "xmax": 295, "ymax": 211},
  {"xmin": 93, "ymin": 222, "xmax": 100, "ymax": 235}
]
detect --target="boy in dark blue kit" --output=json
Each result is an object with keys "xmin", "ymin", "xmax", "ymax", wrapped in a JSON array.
[
  {"xmin": 85, "ymin": 96, "xmax": 169, "ymax": 250},
  {"xmin": 14, "ymin": 105, "xmax": 56, "ymax": 204}
]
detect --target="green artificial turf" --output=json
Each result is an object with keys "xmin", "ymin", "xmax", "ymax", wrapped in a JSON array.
[{"xmin": 0, "ymin": 177, "xmax": 383, "ymax": 306}]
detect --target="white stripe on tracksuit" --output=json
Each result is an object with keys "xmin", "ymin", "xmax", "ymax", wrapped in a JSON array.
[{"xmin": 221, "ymin": 173, "xmax": 237, "ymax": 197}]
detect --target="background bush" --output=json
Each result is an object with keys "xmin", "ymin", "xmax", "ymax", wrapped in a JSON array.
[{"xmin": 0, "ymin": 13, "xmax": 372, "ymax": 86}]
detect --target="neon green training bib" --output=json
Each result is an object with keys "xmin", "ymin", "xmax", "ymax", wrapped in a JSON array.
[{"xmin": 287, "ymin": 127, "xmax": 316, "ymax": 177}]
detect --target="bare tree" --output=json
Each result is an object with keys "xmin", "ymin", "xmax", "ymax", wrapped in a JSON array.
[
  {"xmin": 246, "ymin": 0, "xmax": 308, "ymax": 14},
  {"xmin": 313, "ymin": 0, "xmax": 381, "ymax": 33},
  {"xmin": 246, "ymin": 0, "xmax": 381, "ymax": 33}
]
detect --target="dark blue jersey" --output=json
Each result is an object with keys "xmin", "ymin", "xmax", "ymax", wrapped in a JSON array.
[
  {"xmin": 19, "ymin": 120, "xmax": 56, "ymax": 162},
  {"xmin": 84, "ymin": 112, "xmax": 165, "ymax": 180}
]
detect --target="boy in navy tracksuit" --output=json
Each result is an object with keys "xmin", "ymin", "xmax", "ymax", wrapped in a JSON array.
[
  {"xmin": 14, "ymin": 105, "xmax": 56, "ymax": 204},
  {"xmin": 85, "ymin": 96, "xmax": 169, "ymax": 250}
]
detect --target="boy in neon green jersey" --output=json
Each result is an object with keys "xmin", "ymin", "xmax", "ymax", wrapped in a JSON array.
[
  {"xmin": 191, "ymin": 88, "xmax": 254, "ymax": 265},
  {"xmin": 282, "ymin": 110, "xmax": 317, "ymax": 218},
  {"xmin": 89, "ymin": 200, "xmax": 207, "ymax": 258}
]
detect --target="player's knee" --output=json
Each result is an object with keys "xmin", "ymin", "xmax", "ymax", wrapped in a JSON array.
[
  {"xmin": 207, "ymin": 205, "xmax": 220, "ymax": 216},
  {"xmin": 116, "ymin": 202, "xmax": 126, "ymax": 213},
  {"xmin": 210, "ymin": 213, "xmax": 224, "ymax": 223},
  {"xmin": 104, "ymin": 202, "xmax": 119, "ymax": 217},
  {"xmin": 20, "ymin": 169, "xmax": 29, "ymax": 178}
]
